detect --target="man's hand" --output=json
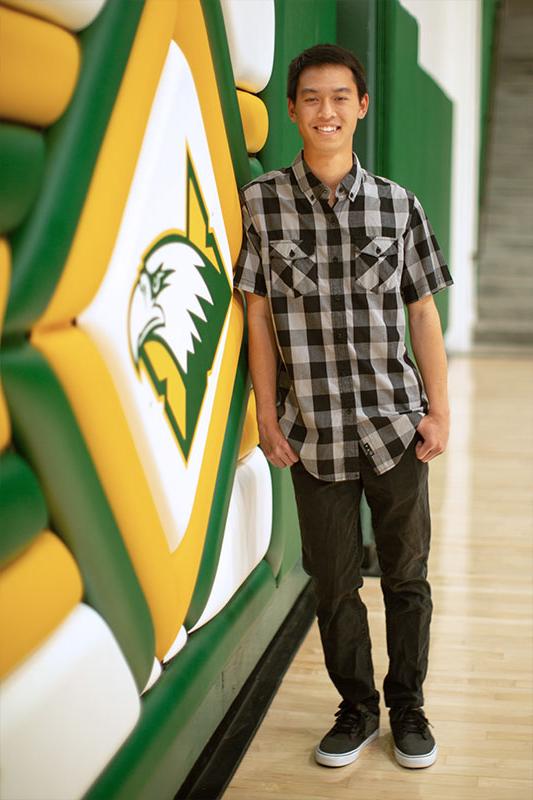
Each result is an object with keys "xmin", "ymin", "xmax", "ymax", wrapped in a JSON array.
[
  {"xmin": 415, "ymin": 412, "xmax": 450, "ymax": 462},
  {"xmin": 258, "ymin": 416, "xmax": 300, "ymax": 468}
]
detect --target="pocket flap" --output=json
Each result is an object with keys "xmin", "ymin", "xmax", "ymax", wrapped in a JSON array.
[
  {"xmin": 354, "ymin": 237, "xmax": 398, "ymax": 259},
  {"xmin": 270, "ymin": 239, "xmax": 315, "ymax": 260}
]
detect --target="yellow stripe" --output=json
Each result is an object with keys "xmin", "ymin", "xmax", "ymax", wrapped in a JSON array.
[
  {"xmin": 0, "ymin": 240, "xmax": 12, "ymax": 451},
  {"xmin": 36, "ymin": 0, "xmax": 178, "ymax": 328},
  {"xmin": 237, "ymin": 91, "xmax": 269, "ymax": 154},
  {"xmin": 0, "ymin": 5, "xmax": 80, "ymax": 128},
  {"xmin": 238, "ymin": 389, "xmax": 260, "ymax": 460},
  {"xmin": 0, "ymin": 530, "xmax": 83, "ymax": 679}
]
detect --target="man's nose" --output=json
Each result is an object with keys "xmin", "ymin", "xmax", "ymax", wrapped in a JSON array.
[{"xmin": 318, "ymin": 99, "xmax": 335, "ymax": 118}]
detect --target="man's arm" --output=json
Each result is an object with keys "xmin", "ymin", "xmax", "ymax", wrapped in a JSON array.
[
  {"xmin": 245, "ymin": 293, "xmax": 299, "ymax": 468},
  {"xmin": 407, "ymin": 294, "xmax": 450, "ymax": 462}
]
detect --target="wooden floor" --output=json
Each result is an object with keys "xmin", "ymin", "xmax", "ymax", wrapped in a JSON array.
[{"xmin": 224, "ymin": 356, "xmax": 533, "ymax": 800}]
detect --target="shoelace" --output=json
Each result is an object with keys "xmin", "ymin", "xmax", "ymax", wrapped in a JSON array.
[
  {"xmin": 330, "ymin": 701, "xmax": 367, "ymax": 736},
  {"xmin": 392, "ymin": 708, "xmax": 432, "ymax": 738}
]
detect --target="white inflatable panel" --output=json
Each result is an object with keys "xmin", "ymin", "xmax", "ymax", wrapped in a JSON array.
[
  {"xmin": 162, "ymin": 625, "xmax": 188, "ymax": 664},
  {"xmin": 142, "ymin": 657, "xmax": 162, "ymax": 694},
  {"xmin": 220, "ymin": 0, "xmax": 275, "ymax": 93},
  {"xmin": 2, "ymin": 0, "xmax": 107, "ymax": 31},
  {"xmin": 0, "ymin": 604, "xmax": 141, "ymax": 800},
  {"xmin": 189, "ymin": 447, "xmax": 272, "ymax": 632}
]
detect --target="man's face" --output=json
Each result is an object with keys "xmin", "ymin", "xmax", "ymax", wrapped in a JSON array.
[{"xmin": 287, "ymin": 64, "xmax": 369, "ymax": 156}]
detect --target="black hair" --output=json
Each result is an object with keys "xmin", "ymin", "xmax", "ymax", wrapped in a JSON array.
[{"xmin": 287, "ymin": 43, "xmax": 367, "ymax": 102}]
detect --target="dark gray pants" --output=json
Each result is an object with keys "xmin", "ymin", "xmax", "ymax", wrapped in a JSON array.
[{"xmin": 290, "ymin": 437, "xmax": 432, "ymax": 711}]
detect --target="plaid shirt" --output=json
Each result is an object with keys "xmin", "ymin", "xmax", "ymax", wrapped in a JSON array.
[{"xmin": 234, "ymin": 151, "xmax": 453, "ymax": 481}]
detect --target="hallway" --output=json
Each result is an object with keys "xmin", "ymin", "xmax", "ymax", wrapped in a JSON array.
[
  {"xmin": 223, "ymin": 355, "xmax": 533, "ymax": 799},
  {"xmin": 475, "ymin": 0, "xmax": 533, "ymax": 347}
]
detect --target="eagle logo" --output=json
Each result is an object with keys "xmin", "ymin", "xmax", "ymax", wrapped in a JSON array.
[{"xmin": 128, "ymin": 153, "xmax": 232, "ymax": 461}]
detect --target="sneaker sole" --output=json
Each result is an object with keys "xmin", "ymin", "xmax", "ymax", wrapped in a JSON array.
[
  {"xmin": 394, "ymin": 743, "xmax": 438, "ymax": 769},
  {"xmin": 315, "ymin": 729, "xmax": 379, "ymax": 768}
]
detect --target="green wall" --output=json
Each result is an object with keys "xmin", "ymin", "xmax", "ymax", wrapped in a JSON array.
[{"xmin": 375, "ymin": 0, "xmax": 453, "ymax": 329}]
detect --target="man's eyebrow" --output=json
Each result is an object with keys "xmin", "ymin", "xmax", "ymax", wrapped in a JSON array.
[{"xmin": 300, "ymin": 86, "xmax": 353, "ymax": 94}]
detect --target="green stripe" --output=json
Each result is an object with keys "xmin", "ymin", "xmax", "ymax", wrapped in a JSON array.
[
  {"xmin": 2, "ymin": 340, "xmax": 155, "ymax": 690},
  {"xmin": 5, "ymin": 0, "xmax": 145, "ymax": 334},
  {"xmin": 0, "ymin": 124, "xmax": 46, "ymax": 236},
  {"xmin": 0, "ymin": 451, "xmax": 48, "ymax": 568}
]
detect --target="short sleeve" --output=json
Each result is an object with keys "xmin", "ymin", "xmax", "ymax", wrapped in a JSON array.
[
  {"xmin": 233, "ymin": 201, "xmax": 267, "ymax": 296},
  {"xmin": 401, "ymin": 195, "xmax": 454, "ymax": 304}
]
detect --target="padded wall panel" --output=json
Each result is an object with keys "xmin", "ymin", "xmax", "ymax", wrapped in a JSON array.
[
  {"xmin": 238, "ymin": 389, "xmax": 259, "ymax": 460},
  {"xmin": 2, "ymin": 340, "xmax": 155, "ymax": 690},
  {"xmin": 84, "ymin": 561, "xmax": 277, "ymax": 800},
  {"xmin": 34, "ymin": 22, "xmax": 249, "ymax": 652},
  {"xmin": 198, "ymin": 0, "xmax": 251, "ymax": 190},
  {"xmin": 0, "ymin": 5, "xmax": 80, "ymax": 128},
  {"xmin": 4, "ymin": 0, "xmax": 145, "ymax": 334},
  {"xmin": 0, "ymin": 240, "xmax": 11, "ymax": 450},
  {"xmin": 265, "ymin": 463, "xmax": 301, "ymax": 579},
  {"xmin": 2, "ymin": 0, "xmax": 107, "ymax": 31},
  {"xmin": 184, "ymin": 336, "xmax": 250, "ymax": 630},
  {"xmin": 0, "ymin": 604, "xmax": 141, "ymax": 800},
  {"xmin": 0, "ymin": 452, "xmax": 47, "ymax": 567},
  {"xmin": 0, "ymin": 530, "xmax": 83, "ymax": 679},
  {"xmin": 32, "ymin": 324, "xmax": 185, "ymax": 660},
  {"xmin": 248, "ymin": 156, "xmax": 265, "ymax": 180},
  {"xmin": 0, "ymin": 124, "xmax": 46, "ymax": 235},
  {"xmin": 220, "ymin": 0, "xmax": 275, "ymax": 93},
  {"xmin": 237, "ymin": 90, "xmax": 269, "ymax": 153},
  {"xmin": 189, "ymin": 448, "xmax": 272, "ymax": 632}
]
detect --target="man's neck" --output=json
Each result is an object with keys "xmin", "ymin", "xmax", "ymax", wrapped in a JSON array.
[{"xmin": 302, "ymin": 147, "xmax": 354, "ymax": 193}]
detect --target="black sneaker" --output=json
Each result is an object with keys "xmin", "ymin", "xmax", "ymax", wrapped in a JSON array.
[
  {"xmin": 389, "ymin": 707, "xmax": 437, "ymax": 768},
  {"xmin": 315, "ymin": 700, "xmax": 379, "ymax": 767}
]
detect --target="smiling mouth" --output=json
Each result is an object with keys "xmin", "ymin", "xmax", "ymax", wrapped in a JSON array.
[{"xmin": 314, "ymin": 125, "xmax": 341, "ymax": 134}]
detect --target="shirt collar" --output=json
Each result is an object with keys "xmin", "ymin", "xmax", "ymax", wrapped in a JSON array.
[{"xmin": 291, "ymin": 150, "xmax": 363, "ymax": 205}]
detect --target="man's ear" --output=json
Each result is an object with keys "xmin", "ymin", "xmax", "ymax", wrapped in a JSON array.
[
  {"xmin": 287, "ymin": 98, "xmax": 297, "ymax": 122},
  {"xmin": 358, "ymin": 93, "xmax": 370, "ymax": 119}
]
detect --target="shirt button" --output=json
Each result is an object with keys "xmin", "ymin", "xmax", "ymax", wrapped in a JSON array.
[
  {"xmin": 332, "ymin": 256, "xmax": 339, "ymax": 262},
  {"xmin": 375, "ymin": 246, "xmax": 381, "ymax": 254},
  {"xmin": 289, "ymin": 249, "xmax": 295, "ymax": 257}
]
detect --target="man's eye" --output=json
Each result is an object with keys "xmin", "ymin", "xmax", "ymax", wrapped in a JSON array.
[{"xmin": 336, "ymin": 97, "xmax": 348, "ymax": 101}]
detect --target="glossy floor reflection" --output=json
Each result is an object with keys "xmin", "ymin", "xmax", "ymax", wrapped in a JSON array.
[{"xmin": 223, "ymin": 355, "xmax": 533, "ymax": 800}]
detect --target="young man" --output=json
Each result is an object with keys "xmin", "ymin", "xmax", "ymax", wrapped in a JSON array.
[{"xmin": 233, "ymin": 44, "xmax": 453, "ymax": 770}]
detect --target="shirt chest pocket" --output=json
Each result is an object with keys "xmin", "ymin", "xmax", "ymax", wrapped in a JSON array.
[
  {"xmin": 269, "ymin": 239, "xmax": 318, "ymax": 298},
  {"xmin": 352, "ymin": 236, "xmax": 400, "ymax": 293}
]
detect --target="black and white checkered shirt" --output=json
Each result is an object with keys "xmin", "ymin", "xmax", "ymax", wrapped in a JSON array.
[{"xmin": 234, "ymin": 151, "xmax": 453, "ymax": 481}]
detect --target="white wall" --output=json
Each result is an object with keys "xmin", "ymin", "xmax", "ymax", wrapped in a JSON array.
[{"xmin": 400, "ymin": 0, "xmax": 482, "ymax": 352}]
